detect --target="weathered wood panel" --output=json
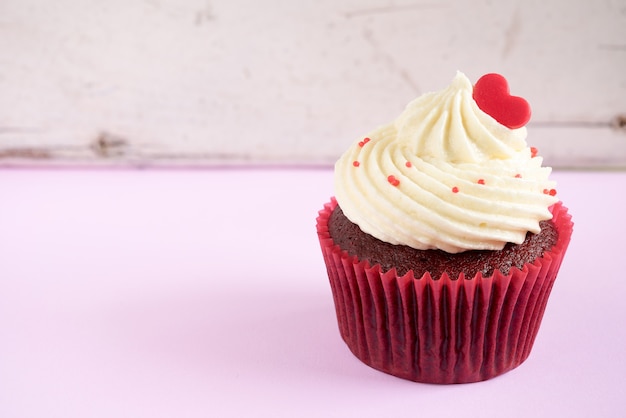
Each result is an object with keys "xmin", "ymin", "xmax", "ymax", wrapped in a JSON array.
[{"xmin": 1, "ymin": 0, "xmax": 625, "ymax": 167}]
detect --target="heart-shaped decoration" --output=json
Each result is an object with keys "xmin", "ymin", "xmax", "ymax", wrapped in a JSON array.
[{"xmin": 472, "ymin": 73, "xmax": 531, "ymax": 129}]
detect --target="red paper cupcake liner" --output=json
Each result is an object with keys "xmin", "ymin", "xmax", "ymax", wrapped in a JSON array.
[{"xmin": 316, "ymin": 198, "xmax": 573, "ymax": 384}]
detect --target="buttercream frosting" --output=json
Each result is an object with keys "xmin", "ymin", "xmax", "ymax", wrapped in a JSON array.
[{"xmin": 334, "ymin": 71, "xmax": 558, "ymax": 253}]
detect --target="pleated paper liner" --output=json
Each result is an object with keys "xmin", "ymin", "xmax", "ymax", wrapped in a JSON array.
[{"xmin": 317, "ymin": 198, "xmax": 573, "ymax": 384}]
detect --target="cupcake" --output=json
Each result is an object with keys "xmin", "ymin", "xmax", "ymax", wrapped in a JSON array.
[{"xmin": 316, "ymin": 72, "xmax": 573, "ymax": 384}]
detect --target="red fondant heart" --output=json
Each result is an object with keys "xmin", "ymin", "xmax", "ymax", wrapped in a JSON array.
[{"xmin": 472, "ymin": 73, "xmax": 531, "ymax": 129}]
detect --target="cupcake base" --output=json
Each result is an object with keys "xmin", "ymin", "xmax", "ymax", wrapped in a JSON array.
[{"xmin": 317, "ymin": 198, "xmax": 573, "ymax": 384}]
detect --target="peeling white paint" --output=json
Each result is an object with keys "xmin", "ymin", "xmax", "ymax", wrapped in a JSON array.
[{"xmin": 0, "ymin": 0, "xmax": 625, "ymax": 167}]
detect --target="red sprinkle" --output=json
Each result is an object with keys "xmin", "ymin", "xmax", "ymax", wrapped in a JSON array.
[
  {"xmin": 387, "ymin": 175, "xmax": 400, "ymax": 187},
  {"xmin": 405, "ymin": 161, "xmax": 412, "ymax": 168},
  {"xmin": 358, "ymin": 137, "xmax": 371, "ymax": 147},
  {"xmin": 543, "ymin": 188, "xmax": 557, "ymax": 196},
  {"xmin": 452, "ymin": 186, "xmax": 459, "ymax": 193},
  {"xmin": 530, "ymin": 147, "xmax": 538, "ymax": 158},
  {"xmin": 477, "ymin": 179, "xmax": 485, "ymax": 185},
  {"xmin": 352, "ymin": 161, "xmax": 360, "ymax": 167},
  {"xmin": 515, "ymin": 174, "xmax": 522, "ymax": 178}
]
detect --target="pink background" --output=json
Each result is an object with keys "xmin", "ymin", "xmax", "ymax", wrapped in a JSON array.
[{"xmin": 1, "ymin": 168, "xmax": 624, "ymax": 417}]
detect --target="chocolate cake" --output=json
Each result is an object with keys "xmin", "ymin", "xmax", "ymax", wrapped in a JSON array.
[{"xmin": 328, "ymin": 205, "xmax": 558, "ymax": 279}]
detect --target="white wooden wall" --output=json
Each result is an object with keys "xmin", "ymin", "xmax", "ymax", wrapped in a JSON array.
[{"xmin": 1, "ymin": 0, "xmax": 625, "ymax": 168}]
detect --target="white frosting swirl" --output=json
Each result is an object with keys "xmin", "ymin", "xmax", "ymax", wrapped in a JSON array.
[{"xmin": 334, "ymin": 72, "xmax": 558, "ymax": 253}]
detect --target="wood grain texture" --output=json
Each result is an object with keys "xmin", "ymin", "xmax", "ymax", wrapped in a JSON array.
[{"xmin": 1, "ymin": 0, "xmax": 625, "ymax": 167}]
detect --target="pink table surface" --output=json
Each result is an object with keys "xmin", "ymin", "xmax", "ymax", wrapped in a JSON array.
[{"xmin": 1, "ymin": 168, "xmax": 625, "ymax": 417}]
